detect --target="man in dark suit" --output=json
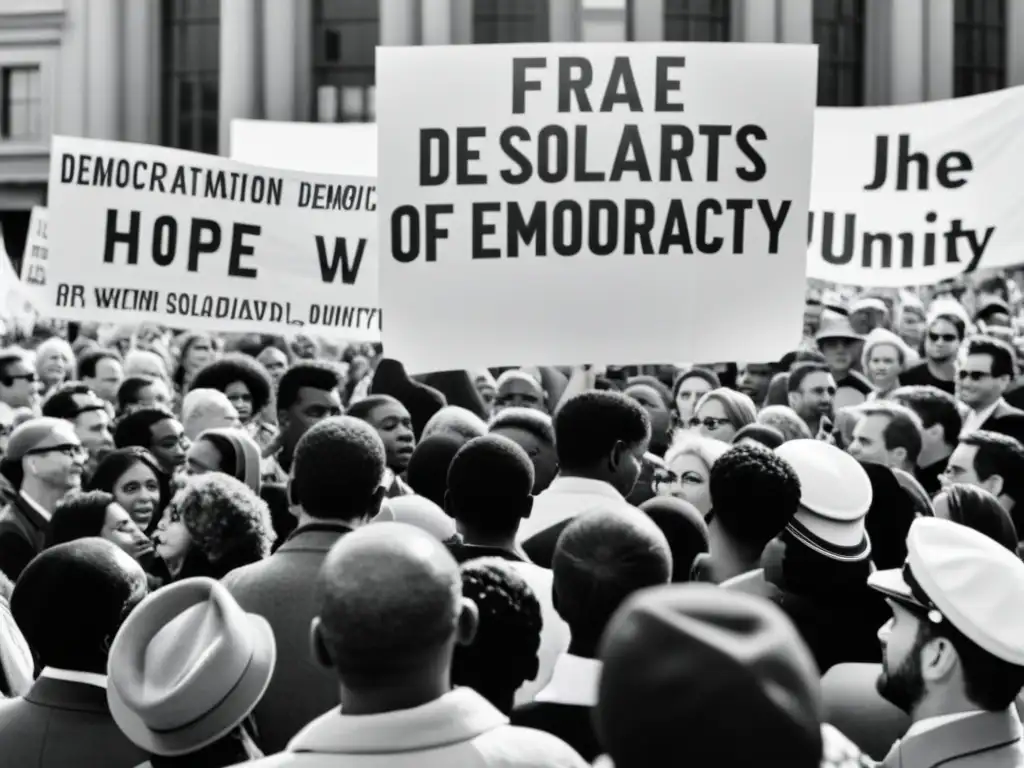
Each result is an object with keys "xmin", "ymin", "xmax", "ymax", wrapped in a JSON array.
[
  {"xmin": 957, "ymin": 336, "xmax": 1024, "ymax": 445},
  {"xmin": 223, "ymin": 416, "xmax": 387, "ymax": 754},
  {"xmin": 0, "ymin": 538, "xmax": 149, "ymax": 767},
  {"xmin": 0, "ymin": 418, "xmax": 87, "ymax": 580},
  {"xmin": 510, "ymin": 507, "xmax": 671, "ymax": 761}
]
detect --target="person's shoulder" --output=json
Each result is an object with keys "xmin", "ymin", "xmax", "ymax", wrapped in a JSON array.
[
  {"xmin": 478, "ymin": 723, "xmax": 589, "ymax": 767},
  {"xmin": 720, "ymin": 568, "xmax": 769, "ymax": 593}
]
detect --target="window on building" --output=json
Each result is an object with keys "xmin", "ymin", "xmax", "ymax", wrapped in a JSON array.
[
  {"xmin": 0, "ymin": 65, "xmax": 42, "ymax": 140},
  {"xmin": 814, "ymin": 0, "xmax": 865, "ymax": 106},
  {"xmin": 954, "ymin": 0, "xmax": 1007, "ymax": 96},
  {"xmin": 161, "ymin": 0, "xmax": 220, "ymax": 154},
  {"xmin": 313, "ymin": 0, "xmax": 378, "ymax": 122},
  {"xmin": 474, "ymin": 0, "xmax": 550, "ymax": 43},
  {"xmin": 663, "ymin": 0, "xmax": 731, "ymax": 41}
]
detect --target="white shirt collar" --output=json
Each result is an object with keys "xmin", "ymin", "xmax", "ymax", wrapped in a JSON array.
[
  {"xmin": 904, "ymin": 710, "xmax": 986, "ymax": 740},
  {"xmin": 961, "ymin": 398, "xmax": 1004, "ymax": 436},
  {"xmin": 39, "ymin": 666, "xmax": 108, "ymax": 689},
  {"xmin": 543, "ymin": 476, "xmax": 624, "ymax": 500},
  {"xmin": 19, "ymin": 490, "xmax": 51, "ymax": 522},
  {"xmin": 533, "ymin": 653, "xmax": 602, "ymax": 707}
]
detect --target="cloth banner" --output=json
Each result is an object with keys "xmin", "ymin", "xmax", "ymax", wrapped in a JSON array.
[
  {"xmin": 45, "ymin": 136, "xmax": 381, "ymax": 340},
  {"xmin": 808, "ymin": 86, "xmax": 1024, "ymax": 287},
  {"xmin": 377, "ymin": 42, "xmax": 818, "ymax": 372}
]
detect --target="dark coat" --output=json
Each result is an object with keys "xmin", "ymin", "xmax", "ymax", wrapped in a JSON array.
[
  {"xmin": 0, "ymin": 492, "xmax": 48, "ymax": 582},
  {"xmin": 980, "ymin": 401, "xmax": 1024, "ymax": 446},
  {"xmin": 881, "ymin": 708, "xmax": 1024, "ymax": 768},
  {"xmin": 0, "ymin": 676, "xmax": 147, "ymax": 768},
  {"xmin": 510, "ymin": 702, "xmax": 600, "ymax": 762}
]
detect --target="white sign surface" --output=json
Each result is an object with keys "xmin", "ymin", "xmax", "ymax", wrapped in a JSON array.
[
  {"xmin": 46, "ymin": 136, "xmax": 381, "ymax": 339},
  {"xmin": 808, "ymin": 86, "xmax": 1024, "ymax": 287},
  {"xmin": 377, "ymin": 43, "xmax": 818, "ymax": 372},
  {"xmin": 231, "ymin": 119, "xmax": 378, "ymax": 175}
]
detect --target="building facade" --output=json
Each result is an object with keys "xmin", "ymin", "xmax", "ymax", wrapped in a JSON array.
[{"xmin": 0, "ymin": 0, "xmax": 1021, "ymax": 262}]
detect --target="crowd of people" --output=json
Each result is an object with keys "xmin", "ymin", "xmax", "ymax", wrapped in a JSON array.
[{"xmin": 1, "ymin": 271, "xmax": 1024, "ymax": 766}]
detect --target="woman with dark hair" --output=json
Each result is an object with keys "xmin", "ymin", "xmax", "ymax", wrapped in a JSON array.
[
  {"xmin": 87, "ymin": 447, "xmax": 172, "ymax": 535},
  {"xmin": 933, "ymin": 482, "xmax": 1019, "ymax": 552},
  {"xmin": 671, "ymin": 368, "xmax": 720, "ymax": 429},
  {"xmin": 172, "ymin": 332, "xmax": 218, "ymax": 395},
  {"xmin": 46, "ymin": 489, "xmax": 153, "ymax": 559},
  {"xmin": 185, "ymin": 428, "xmax": 262, "ymax": 494},
  {"xmin": 189, "ymin": 354, "xmax": 278, "ymax": 453},
  {"xmin": 151, "ymin": 473, "xmax": 274, "ymax": 582}
]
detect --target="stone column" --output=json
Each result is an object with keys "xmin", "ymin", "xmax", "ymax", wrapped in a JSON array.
[
  {"xmin": 263, "ymin": 0, "xmax": 299, "ymax": 120},
  {"xmin": 423, "ymin": 0, "xmax": 453, "ymax": 44},
  {"xmin": 550, "ymin": 0, "xmax": 580, "ymax": 41},
  {"xmin": 630, "ymin": 0, "xmax": 663, "ymax": 40},
  {"xmin": 85, "ymin": 0, "xmax": 122, "ymax": 139},
  {"xmin": 733, "ymin": 0, "xmax": 777, "ymax": 42},
  {"xmin": 777, "ymin": 0, "xmax": 813, "ymax": 43},
  {"xmin": 1006, "ymin": 0, "xmax": 1024, "ymax": 87},
  {"xmin": 218, "ymin": 0, "xmax": 260, "ymax": 155},
  {"xmin": 123, "ymin": 0, "xmax": 159, "ymax": 143},
  {"xmin": 380, "ymin": 0, "xmax": 419, "ymax": 45}
]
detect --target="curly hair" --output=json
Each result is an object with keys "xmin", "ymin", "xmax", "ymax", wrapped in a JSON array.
[
  {"xmin": 189, "ymin": 353, "xmax": 274, "ymax": 414},
  {"xmin": 451, "ymin": 557, "xmax": 543, "ymax": 710},
  {"xmin": 172, "ymin": 473, "xmax": 274, "ymax": 565},
  {"xmin": 708, "ymin": 444, "xmax": 802, "ymax": 550}
]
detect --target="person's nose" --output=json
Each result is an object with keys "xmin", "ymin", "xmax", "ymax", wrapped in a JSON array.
[{"xmin": 877, "ymin": 617, "xmax": 893, "ymax": 642}]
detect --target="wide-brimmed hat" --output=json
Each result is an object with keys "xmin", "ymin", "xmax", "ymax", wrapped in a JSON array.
[
  {"xmin": 815, "ymin": 316, "xmax": 863, "ymax": 345},
  {"xmin": 107, "ymin": 577, "xmax": 276, "ymax": 757}
]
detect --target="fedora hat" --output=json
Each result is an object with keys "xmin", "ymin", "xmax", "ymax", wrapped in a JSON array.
[{"xmin": 107, "ymin": 577, "xmax": 276, "ymax": 757}]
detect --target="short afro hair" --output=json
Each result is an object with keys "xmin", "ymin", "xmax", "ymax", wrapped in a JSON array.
[
  {"xmin": 171, "ymin": 472, "xmax": 274, "ymax": 564},
  {"xmin": 488, "ymin": 406, "xmax": 555, "ymax": 446},
  {"xmin": 554, "ymin": 391, "xmax": 650, "ymax": 472},
  {"xmin": 189, "ymin": 353, "xmax": 274, "ymax": 413},
  {"xmin": 277, "ymin": 361, "xmax": 343, "ymax": 412},
  {"xmin": 406, "ymin": 433, "xmax": 465, "ymax": 508},
  {"xmin": 113, "ymin": 406, "xmax": 176, "ymax": 450},
  {"xmin": 708, "ymin": 444, "xmax": 802, "ymax": 550},
  {"xmin": 77, "ymin": 348, "xmax": 122, "ymax": 380},
  {"xmin": 446, "ymin": 435, "xmax": 534, "ymax": 536},
  {"xmin": 292, "ymin": 416, "xmax": 386, "ymax": 520}
]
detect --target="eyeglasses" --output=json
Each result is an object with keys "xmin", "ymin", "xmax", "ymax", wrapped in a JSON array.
[
  {"xmin": 928, "ymin": 332, "xmax": 958, "ymax": 343},
  {"xmin": 957, "ymin": 370, "xmax": 993, "ymax": 382},
  {"xmin": 24, "ymin": 443, "xmax": 87, "ymax": 459},
  {"xmin": 688, "ymin": 417, "xmax": 732, "ymax": 431},
  {"xmin": 0, "ymin": 372, "xmax": 36, "ymax": 386}
]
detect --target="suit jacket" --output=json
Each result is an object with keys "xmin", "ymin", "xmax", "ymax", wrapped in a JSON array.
[
  {"xmin": 510, "ymin": 702, "xmax": 600, "ymax": 762},
  {"xmin": 980, "ymin": 401, "xmax": 1024, "ymax": 445},
  {"xmin": 0, "ymin": 492, "xmax": 47, "ymax": 581},
  {"xmin": 0, "ymin": 677, "xmax": 146, "ymax": 768},
  {"xmin": 881, "ymin": 708, "xmax": 1024, "ymax": 768},
  {"xmin": 222, "ymin": 520, "xmax": 355, "ymax": 755}
]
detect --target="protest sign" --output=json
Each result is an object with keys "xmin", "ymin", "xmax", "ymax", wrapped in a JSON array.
[
  {"xmin": 377, "ymin": 43, "xmax": 818, "ymax": 372},
  {"xmin": 45, "ymin": 136, "xmax": 381, "ymax": 340},
  {"xmin": 808, "ymin": 86, "xmax": 1024, "ymax": 287},
  {"xmin": 231, "ymin": 119, "xmax": 378, "ymax": 175},
  {"xmin": 0, "ymin": 229, "xmax": 37, "ymax": 338},
  {"xmin": 18, "ymin": 206, "xmax": 49, "ymax": 310}
]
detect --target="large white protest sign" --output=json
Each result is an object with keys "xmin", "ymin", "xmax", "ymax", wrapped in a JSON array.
[
  {"xmin": 231, "ymin": 119, "xmax": 378, "ymax": 175},
  {"xmin": 45, "ymin": 136, "xmax": 381, "ymax": 339},
  {"xmin": 809, "ymin": 86, "xmax": 1024, "ymax": 287},
  {"xmin": 377, "ymin": 43, "xmax": 818, "ymax": 373}
]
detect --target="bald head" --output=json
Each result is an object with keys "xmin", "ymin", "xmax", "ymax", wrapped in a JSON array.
[
  {"xmin": 314, "ymin": 522, "xmax": 466, "ymax": 685},
  {"xmin": 181, "ymin": 388, "xmax": 240, "ymax": 440}
]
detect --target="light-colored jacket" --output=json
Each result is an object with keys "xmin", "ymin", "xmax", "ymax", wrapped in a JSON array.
[{"xmin": 239, "ymin": 687, "xmax": 588, "ymax": 768}]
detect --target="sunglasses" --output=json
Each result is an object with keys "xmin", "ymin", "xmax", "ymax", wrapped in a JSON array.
[
  {"xmin": 957, "ymin": 370, "xmax": 993, "ymax": 382},
  {"xmin": 24, "ymin": 443, "xmax": 87, "ymax": 459},
  {"xmin": 928, "ymin": 332, "xmax": 958, "ymax": 343},
  {"xmin": 688, "ymin": 417, "xmax": 732, "ymax": 431},
  {"xmin": 0, "ymin": 372, "xmax": 36, "ymax": 386}
]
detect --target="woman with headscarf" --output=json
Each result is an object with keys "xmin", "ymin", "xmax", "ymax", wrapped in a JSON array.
[{"xmin": 185, "ymin": 428, "xmax": 262, "ymax": 495}]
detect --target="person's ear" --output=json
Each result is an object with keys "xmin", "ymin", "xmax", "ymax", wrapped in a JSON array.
[
  {"xmin": 984, "ymin": 473, "xmax": 1006, "ymax": 499},
  {"xmin": 787, "ymin": 391, "xmax": 800, "ymax": 410},
  {"xmin": 891, "ymin": 447, "xmax": 908, "ymax": 467},
  {"xmin": 608, "ymin": 440, "xmax": 626, "ymax": 472},
  {"xmin": 456, "ymin": 597, "xmax": 479, "ymax": 647},
  {"xmin": 309, "ymin": 617, "xmax": 333, "ymax": 670},
  {"xmin": 920, "ymin": 633, "xmax": 958, "ymax": 683}
]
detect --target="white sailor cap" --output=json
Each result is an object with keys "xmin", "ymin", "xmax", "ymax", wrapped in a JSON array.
[
  {"xmin": 868, "ymin": 517, "xmax": 1024, "ymax": 666},
  {"xmin": 776, "ymin": 440, "xmax": 872, "ymax": 559}
]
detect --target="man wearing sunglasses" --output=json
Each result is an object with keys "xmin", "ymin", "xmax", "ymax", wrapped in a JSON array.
[
  {"xmin": 868, "ymin": 517, "xmax": 1024, "ymax": 768},
  {"xmin": 956, "ymin": 336, "xmax": 1024, "ymax": 445},
  {"xmin": 0, "ymin": 350, "xmax": 40, "ymax": 426},
  {"xmin": 0, "ymin": 418, "xmax": 86, "ymax": 580}
]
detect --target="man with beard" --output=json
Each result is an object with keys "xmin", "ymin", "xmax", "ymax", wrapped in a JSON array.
[
  {"xmin": 868, "ymin": 517, "xmax": 1024, "ymax": 767},
  {"xmin": 787, "ymin": 362, "xmax": 836, "ymax": 438}
]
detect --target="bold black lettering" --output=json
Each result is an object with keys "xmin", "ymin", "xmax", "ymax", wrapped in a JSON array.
[
  {"xmin": 760, "ymin": 199, "xmax": 791, "ymax": 255},
  {"xmin": 623, "ymin": 199, "xmax": 655, "ymax": 255},
  {"xmin": 725, "ymin": 199, "xmax": 753, "ymax": 254},
  {"xmin": 610, "ymin": 125, "xmax": 652, "ymax": 182},
  {"xmin": 508, "ymin": 201, "xmax": 546, "ymax": 257},
  {"xmin": 937, "ymin": 151, "xmax": 972, "ymax": 189},
  {"xmin": 700, "ymin": 125, "xmax": 732, "ymax": 182},
  {"xmin": 590, "ymin": 200, "xmax": 618, "ymax": 256},
  {"xmin": 735, "ymin": 125, "xmax": 767, "ymax": 182},
  {"xmin": 186, "ymin": 218, "xmax": 221, "ymax": 273},
  {"xmin": 512, "ymin": 57, "xmax": 546, "ymax": 114},
  {"xmin": 103, "ymin": 209, "xmax": 140, "ymax": 265},
  {"xmin": 655, "ymin": 56, "xmax": 686, "ymax": 112},
  {"xmin": 696, "ymin": 199, "xmax": 723, "ymax": 253},
  {"xmin": 600, "ymin": 57, "xmax": 643, "ymax": 112},
  {"xmin": 559, "ymin": 57, "xmax": 593, "ymax": 112},
  {"xmin": 552, "ymin": 201, "xmax": 583, "ymax": 256},
  {"xmin": 660, "ymin": 125, "xmax": 694, "ymax": 182},
  {"xmin": 151, "ymin": 216, "xmax": 177, "ymax": 267},
  {"xmin": 574, "ymin": 125, "xmax": 605, "ymax": 182},
  {"xmin": 420, "ymin": 128, "xmax": 449, "ymax": 186},
  {"xmin": 60, "ymin": 153, "xmax": 75, "ymax": 184},
  {"xmin": 472, "ymin": 202, "xmax": 502, "ymax": 258},
  {"xmin": 424, "ymin": 203, "xmax": 453, "ymax": 263},
  {"xmin": 499, "ymin": 126, "xmax": 533, "ymax": 184},
  {"xmin": 537, "ymin": 125, "xmax": 569, "ymax": 184},
  {"xmin": 456, "ymin": 127, "xmax": 488, "ymax": 185},
  {"xmin": 228, "ymin": 224, "xmax": 259, "ymax": 278},
  {"xmin": 658, "ymin": 199, "xmax": 693, "ymax": 254},
  {"xmin": 316, "ymin": 236, "xmax": 366, "ymax": 284},
  {"xmin": 391, "ymin": 206, "xmax": 420, "ymax": 263}
]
